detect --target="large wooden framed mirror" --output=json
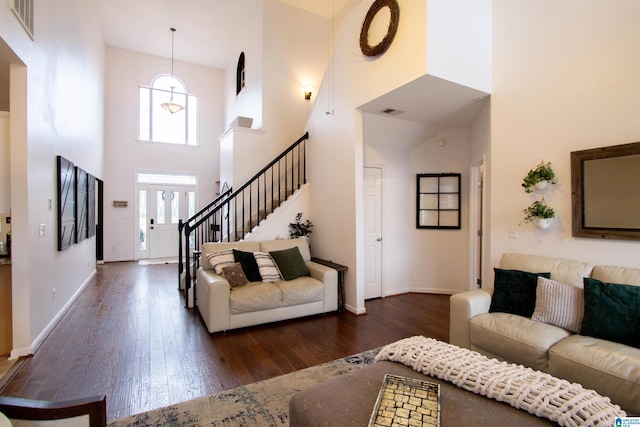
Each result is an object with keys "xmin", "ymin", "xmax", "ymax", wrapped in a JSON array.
[{"xmin": 571, "ymin": 141, "xmax": 640, "ymax": 240}]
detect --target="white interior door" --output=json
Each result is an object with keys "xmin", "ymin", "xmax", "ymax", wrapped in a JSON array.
[{"xmin": 364, "ymin": 167, "xmax": 382, "ymax": 299}]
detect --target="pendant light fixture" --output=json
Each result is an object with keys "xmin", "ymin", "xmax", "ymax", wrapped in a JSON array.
[{"xmin": 161, "ymin": 27, "xmax": 184, "ymax": 114}]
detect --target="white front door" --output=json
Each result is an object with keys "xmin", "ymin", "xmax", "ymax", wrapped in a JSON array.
[
  {"xmin": 149, "ymin": 186, "xmax": 183, "ymax": 258},
  {"xmin": 137, "ymin": 185, "xmax": 189, "ymax": 260},
  {"xmin": 364, "ymin": 167, "xmax": 382, "ymax": 299}
]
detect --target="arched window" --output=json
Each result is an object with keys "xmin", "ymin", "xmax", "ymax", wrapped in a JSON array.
[
  {"xmin": 138, "ymin": 75, "xmax": 198, "ymax": 145},
  {"xmin": 236, "ymin": 52, "xmax": 245, "ymax": 96}
]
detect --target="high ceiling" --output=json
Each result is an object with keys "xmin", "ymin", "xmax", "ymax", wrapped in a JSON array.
[
  {"xmin": 3, "ymin": 0, "xmax": 489, "ymax": 137},
  {"xmin": 91, "ymin": 0, "xmax": 351, "ymax": 68}
]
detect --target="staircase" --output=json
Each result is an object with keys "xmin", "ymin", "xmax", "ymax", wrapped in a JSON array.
[{"xmin": 178, "ymin": 132, "xmax": 309, "ymax": 306}]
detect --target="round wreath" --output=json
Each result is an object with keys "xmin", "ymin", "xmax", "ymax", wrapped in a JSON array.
[{"xmin": 359, "ymin": 0, "xmax": 400, "ymax": 57}]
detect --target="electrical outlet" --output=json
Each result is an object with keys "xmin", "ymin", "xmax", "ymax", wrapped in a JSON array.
[
  {"xmin": 39, "ymin": 224, "xmax": 46, "ymax": 237},
  {"xmin": 509, "ymin": 226, "xmax": 519, "ymax": 239},
  {"xmin": 51, "ymin": 288, "xmax": 56, "ymax": 298}
]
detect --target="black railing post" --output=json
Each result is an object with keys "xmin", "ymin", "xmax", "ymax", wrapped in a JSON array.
[
  {"xmin": 178, "ymin": 219, "xmax": 184, "ymax": 290},
  {"xmin": 184, "ymin": 222, "xmax": 191, "ymax": 307}
]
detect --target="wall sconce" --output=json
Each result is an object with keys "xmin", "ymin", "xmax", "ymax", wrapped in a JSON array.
[{"xmin": 304, "ymin": 85, "xmax": 313, "ymax": 100}]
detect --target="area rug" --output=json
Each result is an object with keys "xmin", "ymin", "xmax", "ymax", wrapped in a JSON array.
[{"xmin": 108, "ymin": 348, "xmax": 380, "ymax": 427}]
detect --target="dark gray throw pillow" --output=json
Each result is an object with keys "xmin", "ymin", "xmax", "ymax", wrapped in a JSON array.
[
  {"xmin": 580, "ymin": 277, "xmax": 640, "ymax": 349},
  {"xmin": 489, "ymin": 268, "xmax": 551, "ymax": 317},
  {"xmin": 269, "ymin": 246, "xmax": 310, "ymax": 281},
  {"xmin": 233, "ymin": 249, "xmax": 262, "ymax": 282}
]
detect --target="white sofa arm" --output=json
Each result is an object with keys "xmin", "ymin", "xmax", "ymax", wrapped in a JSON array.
[
  {"xmin": 307, "ymin": 261, "xmax": 338, "ymax": 312},
  {"xmin": 196, "ymin": 267, "xmax": 231, "ymax": 333},
  {"xmin": 449, "ymin": 289, "xmax": 492, "ymax": 349}
]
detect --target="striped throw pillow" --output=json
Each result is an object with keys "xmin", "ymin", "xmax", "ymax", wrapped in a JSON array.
[
  {"xmin": 253, "ymin": 252, "xmax": 281, "ymax": 282},
  {"xmin": 531, "ymin": 276, "xmax": 584, "ymax": 333},
  {"xmin": 206, "ymin": 249, "xmax": 236, "ymax": 275}
]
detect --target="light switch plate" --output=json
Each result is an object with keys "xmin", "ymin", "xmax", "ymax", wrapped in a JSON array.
[{"xmin": 39, "ymin": 224, "xmax": 45, "ymax": 237}]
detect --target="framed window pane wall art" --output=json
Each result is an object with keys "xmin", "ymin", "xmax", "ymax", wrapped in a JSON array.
[{"xmin": 417, "ymin": 173, "xmax": 461, "ymax": 229}]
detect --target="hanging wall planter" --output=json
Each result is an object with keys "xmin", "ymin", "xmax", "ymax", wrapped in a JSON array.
[
  {"xmin": 522, "ymin": 161, "xmax": 557, "ymax": 193},
  {"xmin": 534, "ymin": 217, "xmax": 552, "ymax": 230},
  {"xmin": 521, "ymin": 198, "xmax": 555, "ymax": 228}
]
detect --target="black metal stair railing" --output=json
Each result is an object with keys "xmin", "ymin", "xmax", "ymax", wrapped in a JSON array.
[{"xmin": 178, "ymin": 132, "xmax": 309, "ymax": 307}]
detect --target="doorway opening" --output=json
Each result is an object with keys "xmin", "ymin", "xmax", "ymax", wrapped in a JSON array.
[
  {"xmin": 136, "ymin": 172, "xmax": 197, "ymax": 260},
  {"xmin": 469, "ymin": 158, "xmax": 485, "ymax": 290}
]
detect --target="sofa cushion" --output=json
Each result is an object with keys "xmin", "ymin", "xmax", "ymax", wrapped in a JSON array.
[
  {"xmin": 470, "ymin": 312, "xmax": 571, "ymax": 371},
  {"xmin": 260, "ymin": 238, "xmax": 311, "ymax": 262},
  {"xmin": 233, "ymin": 249, "xmax": 262, "ymax": 282},
  {"xmin": 206, "ymin": 249, "xmax": 236, "ymax": 275},
  {"xmin": 269, "ymin": 247, "xmax": 310, "ymax": 280},
  {"xmin": 253, "ymin": 252, "xmax": 282, "ymax": 282},
  {"xmin": 489, "ymin": 268, "xmax": 550, "ymax": 317},
  {"xmin": 592, "ymin": 264, "xmax": 640, "ymax": 286},
  {"xmin": 275, "ymin": 276, "xmax": 324, "ymax": 305},
  {"xmin": 229, "ymin": 282, "xmax": 282, "ymax": 314},
  {"xmin": 580, "ymin": 277, "xmax": 640, "ymax": 349},
  {"xmin": 499, "ymin": 253, "xmax": 593, "ymax": 288},
  {"xmin": 548, "ymin": 334, "xmax": 640, "ymax": 415},
  {"xmin": 531, "ymin": 277, "xmax": 583, "ymax": 333},
  {"xmin": 222, "ymin": 263, "xmax": 248, "ymax": 288}
]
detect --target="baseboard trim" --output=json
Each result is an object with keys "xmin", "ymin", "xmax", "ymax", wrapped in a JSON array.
[
  {"xmin": 15, "ymin": 269, "xmax": 97, "ymax": 358},
  {"xmin": 344, "ymin": 303, "xmax": 366, "ymax": 315}
]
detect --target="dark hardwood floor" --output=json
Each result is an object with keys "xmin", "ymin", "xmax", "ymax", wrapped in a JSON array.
[{"xmin": 0, "ymin": 262, "xmax": 450, "ymax": 422}]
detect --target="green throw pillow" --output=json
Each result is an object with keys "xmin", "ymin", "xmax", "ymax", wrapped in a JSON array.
[
  {"xmin": 489, "ymin": 268, "xmax": 551, "ymax": 317},
  {"xmin": 233, "ymin": 249, "xmax": 262, "ymax": 282},
  {"xmin": 269, "ymin": 246, "xmax": 310, "ymax": 281},
  {"xmin": 580, "ymin": 278, "xmax": 640, "ymax": 349}
]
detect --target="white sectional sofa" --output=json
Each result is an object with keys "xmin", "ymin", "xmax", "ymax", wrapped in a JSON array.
[
  {"xmin": 450, "ymin": 253, "xmax": 640, "ymax": 415},
  {"xmin": 196, "ymin": 238, "xmax": 338, "ymax": 334}
]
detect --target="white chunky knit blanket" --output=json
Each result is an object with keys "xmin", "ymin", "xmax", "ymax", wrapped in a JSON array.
[{"xmin": 375, "ymin": 336, "xmax": 626, "ymax": 427}]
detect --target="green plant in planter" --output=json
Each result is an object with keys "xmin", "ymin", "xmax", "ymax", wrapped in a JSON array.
[
  {"xmin": 521, "ymin": 198, "xmax": 555, "ymax": 224},
  {"xmin": 289, "ymin": 212, "xmax": 313, "ymax": 238},
  {"xmin": 522, "ymin": 161, "xmax": 557, "ymax": 193}
]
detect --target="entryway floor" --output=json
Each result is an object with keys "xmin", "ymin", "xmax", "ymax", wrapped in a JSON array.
[
  {"xmin": 0, "ymin": 355, "xmax": 18, "ymax": 388},
  {"xmin": 137, "ymin": 257, "xmax": 178, "ymax": 265}
]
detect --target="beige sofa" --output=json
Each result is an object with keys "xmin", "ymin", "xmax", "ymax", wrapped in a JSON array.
[
  {"xmin": 196, "ymin": 238, "xmax": 338, "ymax": 334},
  {"xmin": 450, "ymin": 253, "xmax": 640, "ymax": 415}
]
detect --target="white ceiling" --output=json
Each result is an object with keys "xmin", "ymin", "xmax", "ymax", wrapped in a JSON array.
[
  {"xmin": 91, "ymin": 0, "xmax": 351, "ymax": 69},
  {"xmin": 360, "ymin": 75, "xmax": 489, "ymax": 149}
]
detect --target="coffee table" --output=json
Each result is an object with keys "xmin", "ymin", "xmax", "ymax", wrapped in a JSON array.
[{"xmin": 289, "ymin": 361, "xmax": 556, "ymax": 426}]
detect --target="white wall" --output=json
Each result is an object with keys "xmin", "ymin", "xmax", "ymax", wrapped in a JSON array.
[
  {"xmin": 0, "ymin": 0, "xmax": 105, "ymax": 357},
  {"xmin": 307, "ymin": 0, "xmax": 491, "ymax": 312},
  {"xmin": 224, "ymin": 1, "xmax": 264, "ymax": 130},
  {"xmin": 0, "ymin": 112, "xmax": 9, "ymax": 214},
  {"xmin": 261, "ymin": 1, "xmax": 327, "ymax": 147},
  {"xmin": 408, "ymin": 128, "xmax": 470, "ymax": 293},
  {"xmin": 426, "ymin": 0, "xmax": 492, "ymax": 93},
  {"xmin": 103, "ymin": 47, "xmax": 223, "ymax": 262},
  {"xmin": 490, "ymin": 0, "xmax": 640, "ymax": 272},
  {"xmin": 222, "ymin": 0, "xmax": 327, "ymax": 160}
]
